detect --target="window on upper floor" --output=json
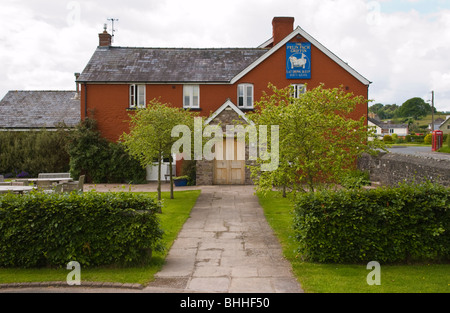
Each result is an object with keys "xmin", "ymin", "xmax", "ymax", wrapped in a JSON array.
[
  {"xmin": 238, "ymin": 84, "xmax": 253, "ymax": 108},
  {"xmin": 290, "ymin": 84, "xmax": 306, "ymax": 98},
  {"xmin": 129, "ymin": 84, "xmax": 146, "ymax": 108},
  {"xmin": 183, "ymin": 85, "xmax": 200, "ymax": 109}
]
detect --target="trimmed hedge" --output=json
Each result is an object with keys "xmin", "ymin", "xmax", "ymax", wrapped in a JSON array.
[
  {"xmin": 293, "ymin": 183, "xmax": 449, "ymax": 263},
  {"xmin": 0, "ymin": 191, "xmax": 163, "ymax": 268},
  {"xmin": 0, "ymin": 128, "xmax": 70, "ymax": 178}
]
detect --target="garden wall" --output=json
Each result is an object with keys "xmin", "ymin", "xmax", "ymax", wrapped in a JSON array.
[{"xmin": 358, "ymin": 152, "xmax": 450, "ymax": 187}]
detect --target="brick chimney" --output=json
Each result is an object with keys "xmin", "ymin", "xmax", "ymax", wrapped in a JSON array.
[
  {"xmin": 272, "ymin": 17, "xmax": 294, "ymax": 45},
  {"xmin": 98, "ymin": 24, "xmax": 112, "ymax": 47}
]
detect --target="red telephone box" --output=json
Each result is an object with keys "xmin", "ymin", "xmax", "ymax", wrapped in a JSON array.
[{"xmin": 432, "ymin": 130, "xmax": 443, "ymax": 151}]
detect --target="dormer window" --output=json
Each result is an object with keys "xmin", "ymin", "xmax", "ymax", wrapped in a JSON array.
[{"xmin": 130, "ymin": 84, "xmax": 146, "ymax": 108}]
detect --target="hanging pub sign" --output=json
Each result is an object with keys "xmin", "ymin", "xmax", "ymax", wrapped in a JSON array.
[{"xmin": 286, "ymin": 42, "xmax": 311, "ymax": 79}]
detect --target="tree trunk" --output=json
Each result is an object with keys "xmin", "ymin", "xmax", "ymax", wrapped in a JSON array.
[
  {"xmin": 157, "ymin": 152, "xmax": 162, "ymax": 201},
  {"xmin": 169, "ymin": 155, "xmax": 174, "ymax": 199}
]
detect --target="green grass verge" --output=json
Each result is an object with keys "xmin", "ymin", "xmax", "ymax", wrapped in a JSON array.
[
  {"xmin": 0, "ymin": 190, "xmax": 201, "ymax": 286},
  {"xmin": 438, "ymin": 145, "xmax": 450, "ymax": 153},
  {"xmin": 258, "ymin": 191, "xmax": 450, "ymax": 293}
]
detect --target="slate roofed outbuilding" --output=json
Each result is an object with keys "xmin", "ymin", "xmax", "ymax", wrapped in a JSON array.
[
  {"xmin": 77, "ymin": 46, "xmax": 269, "ymax": 83},
  {"xmin": 0, "ymin": 90, "xmax": 81, "ymax": 129}
]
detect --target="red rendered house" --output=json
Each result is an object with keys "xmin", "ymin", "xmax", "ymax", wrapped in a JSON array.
[{"xmin": 77, "ymin": 17, "xmax": 370, "ymax": 184}]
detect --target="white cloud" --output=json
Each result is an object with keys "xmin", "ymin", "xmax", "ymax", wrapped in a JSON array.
[{"xmin": 0, "ymin": 0, "xmax": 449, "ymax": 112}]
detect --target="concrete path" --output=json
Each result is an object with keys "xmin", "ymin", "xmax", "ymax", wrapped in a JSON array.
[
  {"xmin": 0, "ymin": 184, "xmax": 303, "ymax": 293},
  {"xmin": 144, "ymin": 185, "xmax": 303, "ymax": 293}
]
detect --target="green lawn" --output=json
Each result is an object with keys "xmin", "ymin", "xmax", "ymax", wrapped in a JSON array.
[
  {"xmin": 438, "ymin": 144, "xmax": 450, "ymax": 153},
  {"xmin": 258, "ymin": 191, "xmax": 450, "ymax": 293},
  {"xmin": 0, "ymin": 190, "xmax": 201, "ymax": 286}
]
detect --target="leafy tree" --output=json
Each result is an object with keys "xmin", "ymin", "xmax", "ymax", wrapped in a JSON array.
[
  {"xmin": 369, "ymin": 103, "xmax": 399, "ymax": 119},
  {"xmin": 396, "ymin": 97, "xmax": 432, "ymax": 119},
  {"xmin": 249, "ymin": 84, "xmax": 383, "ymax": 196},
  {"xmin": 121, "ymin": 99, "xmax": 197, "ymax": 200}
]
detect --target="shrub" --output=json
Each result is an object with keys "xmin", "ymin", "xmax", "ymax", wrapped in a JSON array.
[
  {"xmin": 410, "ymin": 134, "xmax": 425, "ymax": 143},
  {"xmin": 424, "ymin": 133, "xmax": 432, "ymax": 145},
  {"xmin": 67, "ymin": 118, "xmax": 146, "ymax": 184},
  {"xmin": 340, "ymin": 170, "xmax": 370, "ymax": 189},
  {"xmin": 383, "ymin": 135, "xmax": 393, "ymax": 143},
  {"xmin": 0, "ymin": 191, "xmax": 163, "ymax": 268},
  {"xmin": 293, "ymin": 182, "xmax": 449, "ymax": 263}
]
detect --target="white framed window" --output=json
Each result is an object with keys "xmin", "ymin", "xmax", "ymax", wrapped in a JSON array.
[
  {"xmin": 129, "ymin": 84, "xmax": 146, "ymax": 108},
  {"xmin": 183, "ymin": 85, "xmax": 200, "ymax": 108},
  {"xmin": 389, "ymin": 129, "xmax": 394, "ymax": 134},
  {"xmin": 238, "ymin": 84, "xmax": 254, "ymax": 108},
  {"xmin": 290, "ymin": 84, "xmax": 306, "ymax": 98}
]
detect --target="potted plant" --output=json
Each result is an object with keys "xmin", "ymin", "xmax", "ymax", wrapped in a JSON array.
[{"xmin": 173, "ymin": 175, "xmax": 189, "ymax": 187}]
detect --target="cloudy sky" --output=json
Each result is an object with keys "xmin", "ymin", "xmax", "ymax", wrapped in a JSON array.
[{"xmin": 1, "ymin": 0, "xmax": 450, "ymax": 112}]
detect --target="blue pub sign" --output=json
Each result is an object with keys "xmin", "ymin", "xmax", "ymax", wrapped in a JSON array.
[{"xmin": 286, "ymin": 42, "xmax": 311, "ymax": 79}]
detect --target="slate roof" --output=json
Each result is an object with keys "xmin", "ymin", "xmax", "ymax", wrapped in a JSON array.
[
  {"xmin": 368, "ymin": 117, "xmax": 408, "ymax": 129},
  {"xmin": 77, "ymin": 46, "xmax": 269, "ymax": 83},
  {"xmin": 0, "ymin": 91, "xmax": 81, "ymax": 129}
]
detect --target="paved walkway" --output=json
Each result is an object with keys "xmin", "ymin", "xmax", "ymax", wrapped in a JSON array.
[
  {"xmin": 145, "ymin": 185, "xmax": 302, "ymax": 293},
  {"xmin": 0, "ymin": 184, "xmax": 303, "ymax": 293}
]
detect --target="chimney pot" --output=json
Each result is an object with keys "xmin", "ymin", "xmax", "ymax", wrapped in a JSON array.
[
  {"xmin": 74, "ymin": 73, "xmax": 80, "ymax": 93},
  {"xmin": 272, "ymin": 17, "xmax": 295, "ymax": 45}
]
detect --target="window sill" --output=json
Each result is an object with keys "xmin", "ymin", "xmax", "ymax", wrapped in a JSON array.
[{"xmin": 184, "ymin": 107, "xmax": 202, "ymax": 111}]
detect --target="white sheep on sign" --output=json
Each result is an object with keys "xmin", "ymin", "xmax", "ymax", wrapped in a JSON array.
[{"xmin": 289, "ymin": 54, "xmax": 307, "ymax": 69}]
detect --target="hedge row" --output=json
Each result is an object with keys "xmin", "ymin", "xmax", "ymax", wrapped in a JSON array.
[
  {"xmin": 293, "ymin": 182, "xmax": 449, "ymax": 263},
  {"xmin": 0, "ymin": 192, "xmax": 163, "ymax": 268},
  {"xmin": 0, "ymin": 128, "xmax": 70, "ymax": 178}
]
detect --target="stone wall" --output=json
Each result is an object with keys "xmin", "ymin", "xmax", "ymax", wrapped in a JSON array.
[{"xmin": 358, "ymin": 152, "xmax": 450, "ymax": 187}]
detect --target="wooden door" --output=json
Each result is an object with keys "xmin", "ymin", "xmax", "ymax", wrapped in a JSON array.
[{"xmin": 214, "ymin": 138, "xmax": 245, "ymax": 185}]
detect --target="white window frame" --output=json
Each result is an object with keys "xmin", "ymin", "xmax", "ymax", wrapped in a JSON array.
[
  {"xmin": 129, "ymin": 84, "xmax": 146, "ymax": 108},
  {"xmin": 183, "ymin": 85, "xmax": 200, "ymax": 108},
  {"xmin": 290, "ymin": 84, "xmax": 306, "ymax": 98},
  {"xmin": 237, "ymin": 84, "xmax": 254, "ymax": 108}
]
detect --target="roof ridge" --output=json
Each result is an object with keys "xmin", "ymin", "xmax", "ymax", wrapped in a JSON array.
[
  {"xmin": 104, "ymin": 46, "xmax": 267, "ymax": 51},
  {"xmin": 7, "ymin": 90, "xmax": 77, "ymax": 93}
]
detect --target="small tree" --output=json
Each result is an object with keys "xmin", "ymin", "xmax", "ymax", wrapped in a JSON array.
[
  {"xmin": 121, "ymin": 99, "xmax": 196, "ymax": 200},
  {"xmin": 249, "ymin": 84, "xmax": 383, "ymax": 196}
]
